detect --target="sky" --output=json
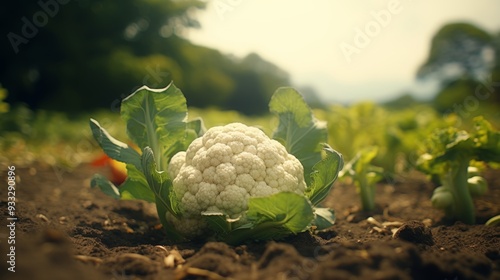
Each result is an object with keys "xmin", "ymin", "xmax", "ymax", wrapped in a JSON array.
[{"xmin": 186, "ymin": 0, "xmax": 500, "ymax": 104}]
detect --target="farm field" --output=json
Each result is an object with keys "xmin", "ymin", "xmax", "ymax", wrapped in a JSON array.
[
  {"xmin": 0, "ymin": 161, "xmax": 498, "ymax": 279},
  {"xmin": 2, "ymin": 2, "xmax": 500, "ymax": 279},
  {"xmin": 1, "ymin": 95, "xmax": 499, "ymax": 279}
]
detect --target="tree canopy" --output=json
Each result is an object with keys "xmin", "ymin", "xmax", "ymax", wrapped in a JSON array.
[
  {"xmin": 0, "ymin": 0, "xmax": 290, "ymax": 115},
  {"xmin": 417, "ymin": 22, "xmax": 500, "ymax": 110},
  {"xmin": 417, "ymin": 22, "xmax": 494, "ymax": 82}
]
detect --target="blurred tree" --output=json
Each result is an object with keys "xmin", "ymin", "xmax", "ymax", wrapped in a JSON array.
[
  {"xmin": 225, "ymin": 53, "xmax": 291, "ymax": 115},
  {"xmin": 0, "ymin": 0, "xmax": 205, "ymax": 112},
  {"xmin": 417, "ymin": 22, "xmax": 494, "ymax": 82},
  {"xmin": 491, "ymin": 31, "xmax": 500, "ymax": 104},
  {"xmin": 0, "ymin": 0, "xmax": 290, "ymax": 115},
  {"xmin": 433, "ymin": 77, "xmax": 481, "ymax": 113},
  {"xmin": 417, "ymin": 22, "xmax": 499, "ymax": 109},
  {"xmin": 381, "ymin": 93, "xmax": 421, "ymax": 110},
  {"xmin": 174, "ymin": 43, "xmax": 235, "ymax": 108}
]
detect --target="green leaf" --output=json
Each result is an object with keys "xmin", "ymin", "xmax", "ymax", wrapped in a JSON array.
[
  {"xmin": 340, "ymin": 146, "xmax": 382, "ymax": 185},
  {"xmin": 201, "ymin": 211, "xmax": 232, "ymax": 235},
  {"xmin": 141, "ymin": 146, "xmax": 184, "ymax": 241},
  {"xmin": 224, "ymin": 193, "xmax": 315, "ymax": 244},
  {"xmin": 366, "ymin": 170, "xmax": 384, "ymax": 187},
  {"xmin": 306, "ymin": 144, "xmax": 344, "ymax": 206},
  {"xmin": 426, "ymin": 127, "xmax": 473, "ymax": 165},
  {"xmin": 247, "ymin": 192, "xmax": 314, "ymax": 234},
  {"xmin": 120, "ymin": 164, "xmax": 155, "ymax": 202},
  {"xmin": 354, "ymin": 146, "xmax": 379, "ymax": 174},
  {"xmin": 90, "ymin": 174, "xmax": 121, "ymax": 199},
  {"xmin": 89, "ymin": 118, "xmax": 142, "ymax": 171},
  {"xmin": 312, "ymin": 207, "xmax": 336, "ymax": 230},
  {"xmin": 341, "ymin": 146, "xmax": 383, "ymax": 178},
  {"xmin": 121, "ymin": 83, "xmax": 187, "ymax": 171},
  {"xmin": 182, "ymin": 117, "xmax": 205, "ymax": 151},
  {"xmin": 141, "ymin": 147, "xmax": 179, "ymax": 217},
  {"xmin": 339, "ymin": 146, "xmax": 381, "ymax": 212},
  {"xmin": 472, "ymin": 116, "xmax": 500, "ymax": 162},
  {"xmin": 417, "ymin": 153, "xmax": 447, "ymax": 176},
  {"xmin": 269, "ymin": 87, "xmax": 328, "ymax": 185},
  {"xmin": 223, "ymin": 222, "xmax": 288, "ymax": 245}
]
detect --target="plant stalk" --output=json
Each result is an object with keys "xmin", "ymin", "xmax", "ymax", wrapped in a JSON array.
[
  {"xmin": 451, "ymin": 158, "xmax": 475, "ymax": 224},
  {"xmin": 359, "ymin": 173, "xmax": 375, "ymax": 211}
]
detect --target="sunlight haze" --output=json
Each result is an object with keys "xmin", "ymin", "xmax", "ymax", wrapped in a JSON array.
[{"xmin": 188, "ymin": 0, "xmax": 500, "ymax": 103}]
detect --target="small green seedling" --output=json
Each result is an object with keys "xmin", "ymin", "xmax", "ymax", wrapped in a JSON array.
[
  {"xmin": 418, "ymin": 116, "xmax": 500, "ymax": 224},
  {"xmin": 340, "ymin": 146, "xmax": 383, "ymax": 211},
  {"xmin": 486, "ymin": 215, "xmax": 500, "ymax": 226}
]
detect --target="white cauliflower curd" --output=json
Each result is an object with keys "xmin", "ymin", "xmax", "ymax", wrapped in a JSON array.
[{"xmin": 167, "ymin": 122, "xmax": 307, "ymax": 237}]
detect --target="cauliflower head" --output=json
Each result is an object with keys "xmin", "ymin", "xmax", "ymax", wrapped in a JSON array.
[{"xmin": 167, "ymin": 122, "xmax": 307, "ymax": 237}]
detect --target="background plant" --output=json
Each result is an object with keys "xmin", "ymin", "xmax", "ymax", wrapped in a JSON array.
[
  {"xmin": 418, "ymin": 116, "xmax": 500, "ymax": 224},
  {"xmin": 339, "ymin": 146, "xmax": 383, "ymax": 212}
]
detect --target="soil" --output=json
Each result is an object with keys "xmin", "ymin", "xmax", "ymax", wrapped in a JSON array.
[{"xmin": 0, "ymin": 163, "xmax": 499, "ymax": 280}]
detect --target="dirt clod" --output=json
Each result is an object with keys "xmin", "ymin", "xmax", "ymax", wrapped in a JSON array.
[{"xmin": 393, "ymin": 220, "xmax": 434, "ymax": 245}]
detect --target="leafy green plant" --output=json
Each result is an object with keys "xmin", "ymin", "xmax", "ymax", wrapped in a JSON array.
[
  {"xmin": 90, "ymin": 84, "xmax": 343, "ymax": 244},
  {"xmin": 319, "ymin": 102, "xmax": 452, "ymax": 178},
  {"xmin": 339, "ymin": 146, "xmax": 383, "ymax": 211},
  {"xmin": 418, "ymin": 116, "xmax": 500, "ymax": 224}
]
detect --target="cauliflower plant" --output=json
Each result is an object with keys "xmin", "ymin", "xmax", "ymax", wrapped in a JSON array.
[
  {"xmin": 167, "ymin": 122, "xmax": 307, "ymax": 237},
  {"xmin": 91, "ymin": 84, "xmax": 343, "ymax": 243}
]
